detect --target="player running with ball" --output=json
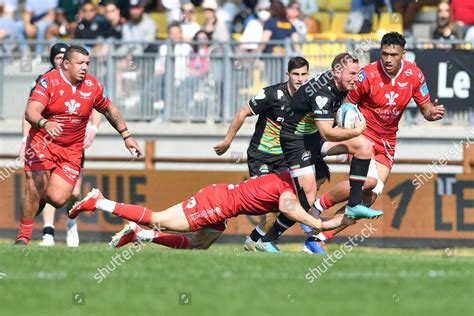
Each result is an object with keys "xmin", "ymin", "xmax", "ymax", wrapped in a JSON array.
[{"xmin": 305, "ymin": 32, "xmax": 445, "ymax": 248}]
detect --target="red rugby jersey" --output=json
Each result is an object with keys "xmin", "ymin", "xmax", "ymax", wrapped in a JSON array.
[
  {"xmin": 348, "ymin": 60, "xmax": 431, "ymax": 138},
  {"xmin": 28, "ymin": 69, "xmax": 110, "ymax": 148}
]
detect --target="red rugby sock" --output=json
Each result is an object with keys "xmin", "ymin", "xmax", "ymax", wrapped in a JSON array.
[
  {"xmin": 16, "ymin": 218, "xmax": 34, "ymax": 244},
  {"xmin": 152, "ymin": 231, "xmax": 189, "ymax": 249},
  {"xmin": 322, "ymin": 230, "xmax": 335, "ymax": 241},
  {"xmin": 112, "ymin": 203, "xmax": 152, "ymax": 225},
  {"xmin": 320, "ymin": 192, "xmax": 334, "ymax": 209}
]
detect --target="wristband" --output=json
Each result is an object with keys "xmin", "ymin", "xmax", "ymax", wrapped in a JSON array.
[
  {"xmin": 121, "ymin": 130, "xmax": 131, "ymax": 138},
  {"xmin": 38, "ymin": 118, "xmax": 48, "ymax": 128},
  {"xmin": 123, "ymin": 135, "xmax": 132, "ymax": 140},
  {"xmin": 118, "ymin": 127, "xmax": 128, "ymax": 134},
  {"xmin": 90, "ymin": 125, "xmax": 99, "ymax": 133}
]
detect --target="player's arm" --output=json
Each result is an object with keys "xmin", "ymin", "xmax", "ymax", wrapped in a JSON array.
[
  {"xmin": 25, "ymin": 100, "xmax": 63, "ymax": 137},
  {"xmin": 213, "ymin": 104, "xmax": 253, "ymax": 156},
  {"xmin": 278, "ymin": 191, "xmax": 322, "ymax": 233},
  {"xmin": 315, "ymin": 119, "xmax": 365, "ymax": 142},
  {"xmin": 18, "ymin": 115, "xmax": 32, "ymax": 159},
  {"xmin": 83, "ymin": 109, "xmax": 102, "ymax": 149},
  {"xmin": 102, "ymin": 102, "xmax": 143, "ymax": 157},
  {"xmin": 418, "ymin": 99, "xmax": 445, "ymax": 121}
]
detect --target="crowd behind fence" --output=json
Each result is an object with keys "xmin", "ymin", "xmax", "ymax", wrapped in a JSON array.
[{"xmin": 0, "ymin": 39, "xmax": 472, "ymax": 125}]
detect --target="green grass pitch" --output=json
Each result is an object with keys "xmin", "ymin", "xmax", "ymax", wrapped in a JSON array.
[{"xmin": 0, "ymin": 241, "xmax": 473, "ymax": 316}]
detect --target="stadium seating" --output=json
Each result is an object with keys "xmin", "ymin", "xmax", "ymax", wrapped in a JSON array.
[
  {"xmin": 378, "ymin": 12, "xmax": 403, "ymax": 34},
  {"xmin": 150, "ymin": 12, "xmax": 168, "ymax": 39},
  {"xmin": 312, "ymin": 12, "xmax": 331, "ymax": 33}
]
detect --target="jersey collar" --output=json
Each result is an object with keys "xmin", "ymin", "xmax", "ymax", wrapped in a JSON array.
[
  {"xmin": 379, "ymin": 59, "xmax": 404, "ymax": 85},
  {"xmin": 59, "ymin": 68, "xmax": 79, "ymax": 93}
]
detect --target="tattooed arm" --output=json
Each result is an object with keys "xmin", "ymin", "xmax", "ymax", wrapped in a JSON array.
[{"xmin": 102, "ymin": 102, "xmax": 143, "ymax": 157}]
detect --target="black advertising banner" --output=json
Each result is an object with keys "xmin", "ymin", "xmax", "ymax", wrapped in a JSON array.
[{"xmin": 369, "ymin": 49, "xmax": 473, "ymax": 112}]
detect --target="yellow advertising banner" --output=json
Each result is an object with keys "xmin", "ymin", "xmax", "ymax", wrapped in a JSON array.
[{"xmin": 1, "ymin": 170, "xmax": 473, "ymax": 242}]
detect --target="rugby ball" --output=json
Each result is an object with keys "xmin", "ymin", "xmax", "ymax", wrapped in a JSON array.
[{"xmin": 336, "ymin": 103, "xmax": 363, "ymax": 129}]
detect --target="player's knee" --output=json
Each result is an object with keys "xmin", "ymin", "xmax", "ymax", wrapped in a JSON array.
[{"xmin": 45, "ymin": 194, "xmax": 69, "ymax": 208}]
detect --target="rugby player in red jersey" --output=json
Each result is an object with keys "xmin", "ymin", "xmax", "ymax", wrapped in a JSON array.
[
  {"xmin": 69, "ymin": 157, "xmax": 358, "ymax": 249},
  {"xmin": 15, "ymin": 45, "xmax": 143, "ymax": 246},
  {"xmin": 306, "ymin": 32, "xmax": 445, "ymax": 246}
]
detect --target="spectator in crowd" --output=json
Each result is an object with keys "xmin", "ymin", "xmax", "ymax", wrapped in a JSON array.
[
  {"xmin": 217, "ymin": 0, "xmax": 239, "ymax": 35},
  {"xmin": 432, "ymin": 2, "xmax": 460, "ymax": 41},
  {"xmin": 156, "ymin": 22, "xmax": 192, "ymax": 84},
  {"xmin": 120, "ymin": 0, "xmax": 156, "ymax": 55},
  {"xmin": 394, "ymin": 0, "xmax": 439, "ymax": 33},
  {"xmin": 0, "ymin": 0, "xmax": 24, "ymax": 53},
  {"xmin": 287, "ymin": 1, "xmax": 307, "ymax": 41},
  {"xmin": 239, "ymin": 0, "xmax": 270, "ymax": 52},
  {"xmin": 450, "ymin": 0, "xmax": 474, "ymax": 37},
  {"xmin": 22, "ymin": 0, "xmax": 57, "ymax": 54},
  {"xmin": 201, "ymin": 0, "xmax": 230, "ymax": 42},
  {"xmin": 180, "ymin": 2, "xmax": 201, "ymax": 42},
  {"xmin": 74, "ymin": 1, "xmax": 108, "ymax": 42},
  {"xmin": 190, "ymin": 30, "xmax": 211, "ymax": 76},
  {"xmin": 161, "ymin": 0, "xmax": 181, "ymax": 23},
  {"xmin": 260, "ymin": 1, "xmax": 300, "ymax": 55},
  {"xmin": 45, "ymin": 0, "xmax": 81, "ymax": 40},
  {"xmin": 104, "ymin": 2, "xmax": 125, "ymax": 39}
]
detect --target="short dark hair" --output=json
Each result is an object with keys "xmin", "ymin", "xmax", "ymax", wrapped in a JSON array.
[
  {"xmin": 331, "ymin": 53, "xmax": 359, "ymax": 71},
  {"xmin": 288, "ymin": 56, "xmax": 309, "ymax": 72},
  {"xmin": 314, "ymin": 156, "xmax": 330, "ymax": 182},
  {"xmin": 381, "ymin": 32, "xmax": 406, "ymax": 49},
  {"xmin": 167, "ymin": 21, "xmax": 181, "ymax": 33},
  {"xmin": 63, "ymin": 45, "xmax": 89, "ymax": 62}
]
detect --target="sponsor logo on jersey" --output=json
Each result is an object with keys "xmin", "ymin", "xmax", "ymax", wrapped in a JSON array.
[
  {"xmin": 397, "ymin": 82, "xmax": 408, "ymax": 89},
  {"xmin": 315, "ymin": 95, "xmax": 328, "ymax": 109},
  {"xmin": 51, "ymin": 79, "xmax": 60, "ymax": 86},
  {"xmin": 420, "ymin": 82, "xmax": 429, "ymax": 97},
  {"xmin": 65, "ymin": 99, "xmax": 81, "ymax": 114},
  {"xmin": 358, "ymin": 70, "xmax": 366, "ymax": 82},
  {"xmin": 404, "ymin": 69, "xmax": 413, "ymax": 77},
  {"xmin": 259, "ymin": 164, "xmax": 269, "ymax": 174},
  {"xmin": 385, "ymin": 91, "xmax": 399, "ymax": 106},
  {"xmin": 186, "ymin": 196, "xmax": 197, "ymax": 209},
  {"xmin": 79, "ymin": 90, "xmax": 92, "ymax": 99},
  {"xmin": 84, "ymin": 79, "xmax": 94, "ymax": 87},
  {"xmin": 254, "ymin": 89, "xmax": 266, "ymax": 100},
  {"xmin": 301, "ymin": 150, "xmax": 312, "ymax": 162},
  {"xmin": 277, "ymin": 90, "xmax": 284, "ymax": 100},
  {"xmin": 62, "ymin": 165, "xmax": 79, "ymax": 180},
  {"xmin": 34, "ymin": 89, "xmax": 45, "ymax": 97},
  {"xmin": 40, "ymin": 78, "xmax": 48, "ymax": 89},
  {"xmin": 418, "ymin": 73, "xmax": 425, "ymax": 83}
]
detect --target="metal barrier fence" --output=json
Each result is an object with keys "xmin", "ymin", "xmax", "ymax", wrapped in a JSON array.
[{"xmin": 0, "ymin": 39, "xmax": 471, "ymax": 124}]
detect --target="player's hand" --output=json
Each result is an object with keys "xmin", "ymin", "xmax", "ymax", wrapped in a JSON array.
[
  {"xmin": 353, "ymin": 114, "xmax": 366, "ymax": 135},
  {"xmin": 213, "ymin": 140, "xmax": 230, "ymax": 156},
  {"xmin": 124, "ymin": 137, "xmax": 143, "ymax": 158},
  {"xmin": 44, "ymin": 121, "xmax": 63, "ymax": 138},
  {"xmin": 429, "ymin": 99, "xmax": 445, "ymax": 121},
  {"xmin": 83, "ymin": 127, "xmax": 97, "ymax": 149}
]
